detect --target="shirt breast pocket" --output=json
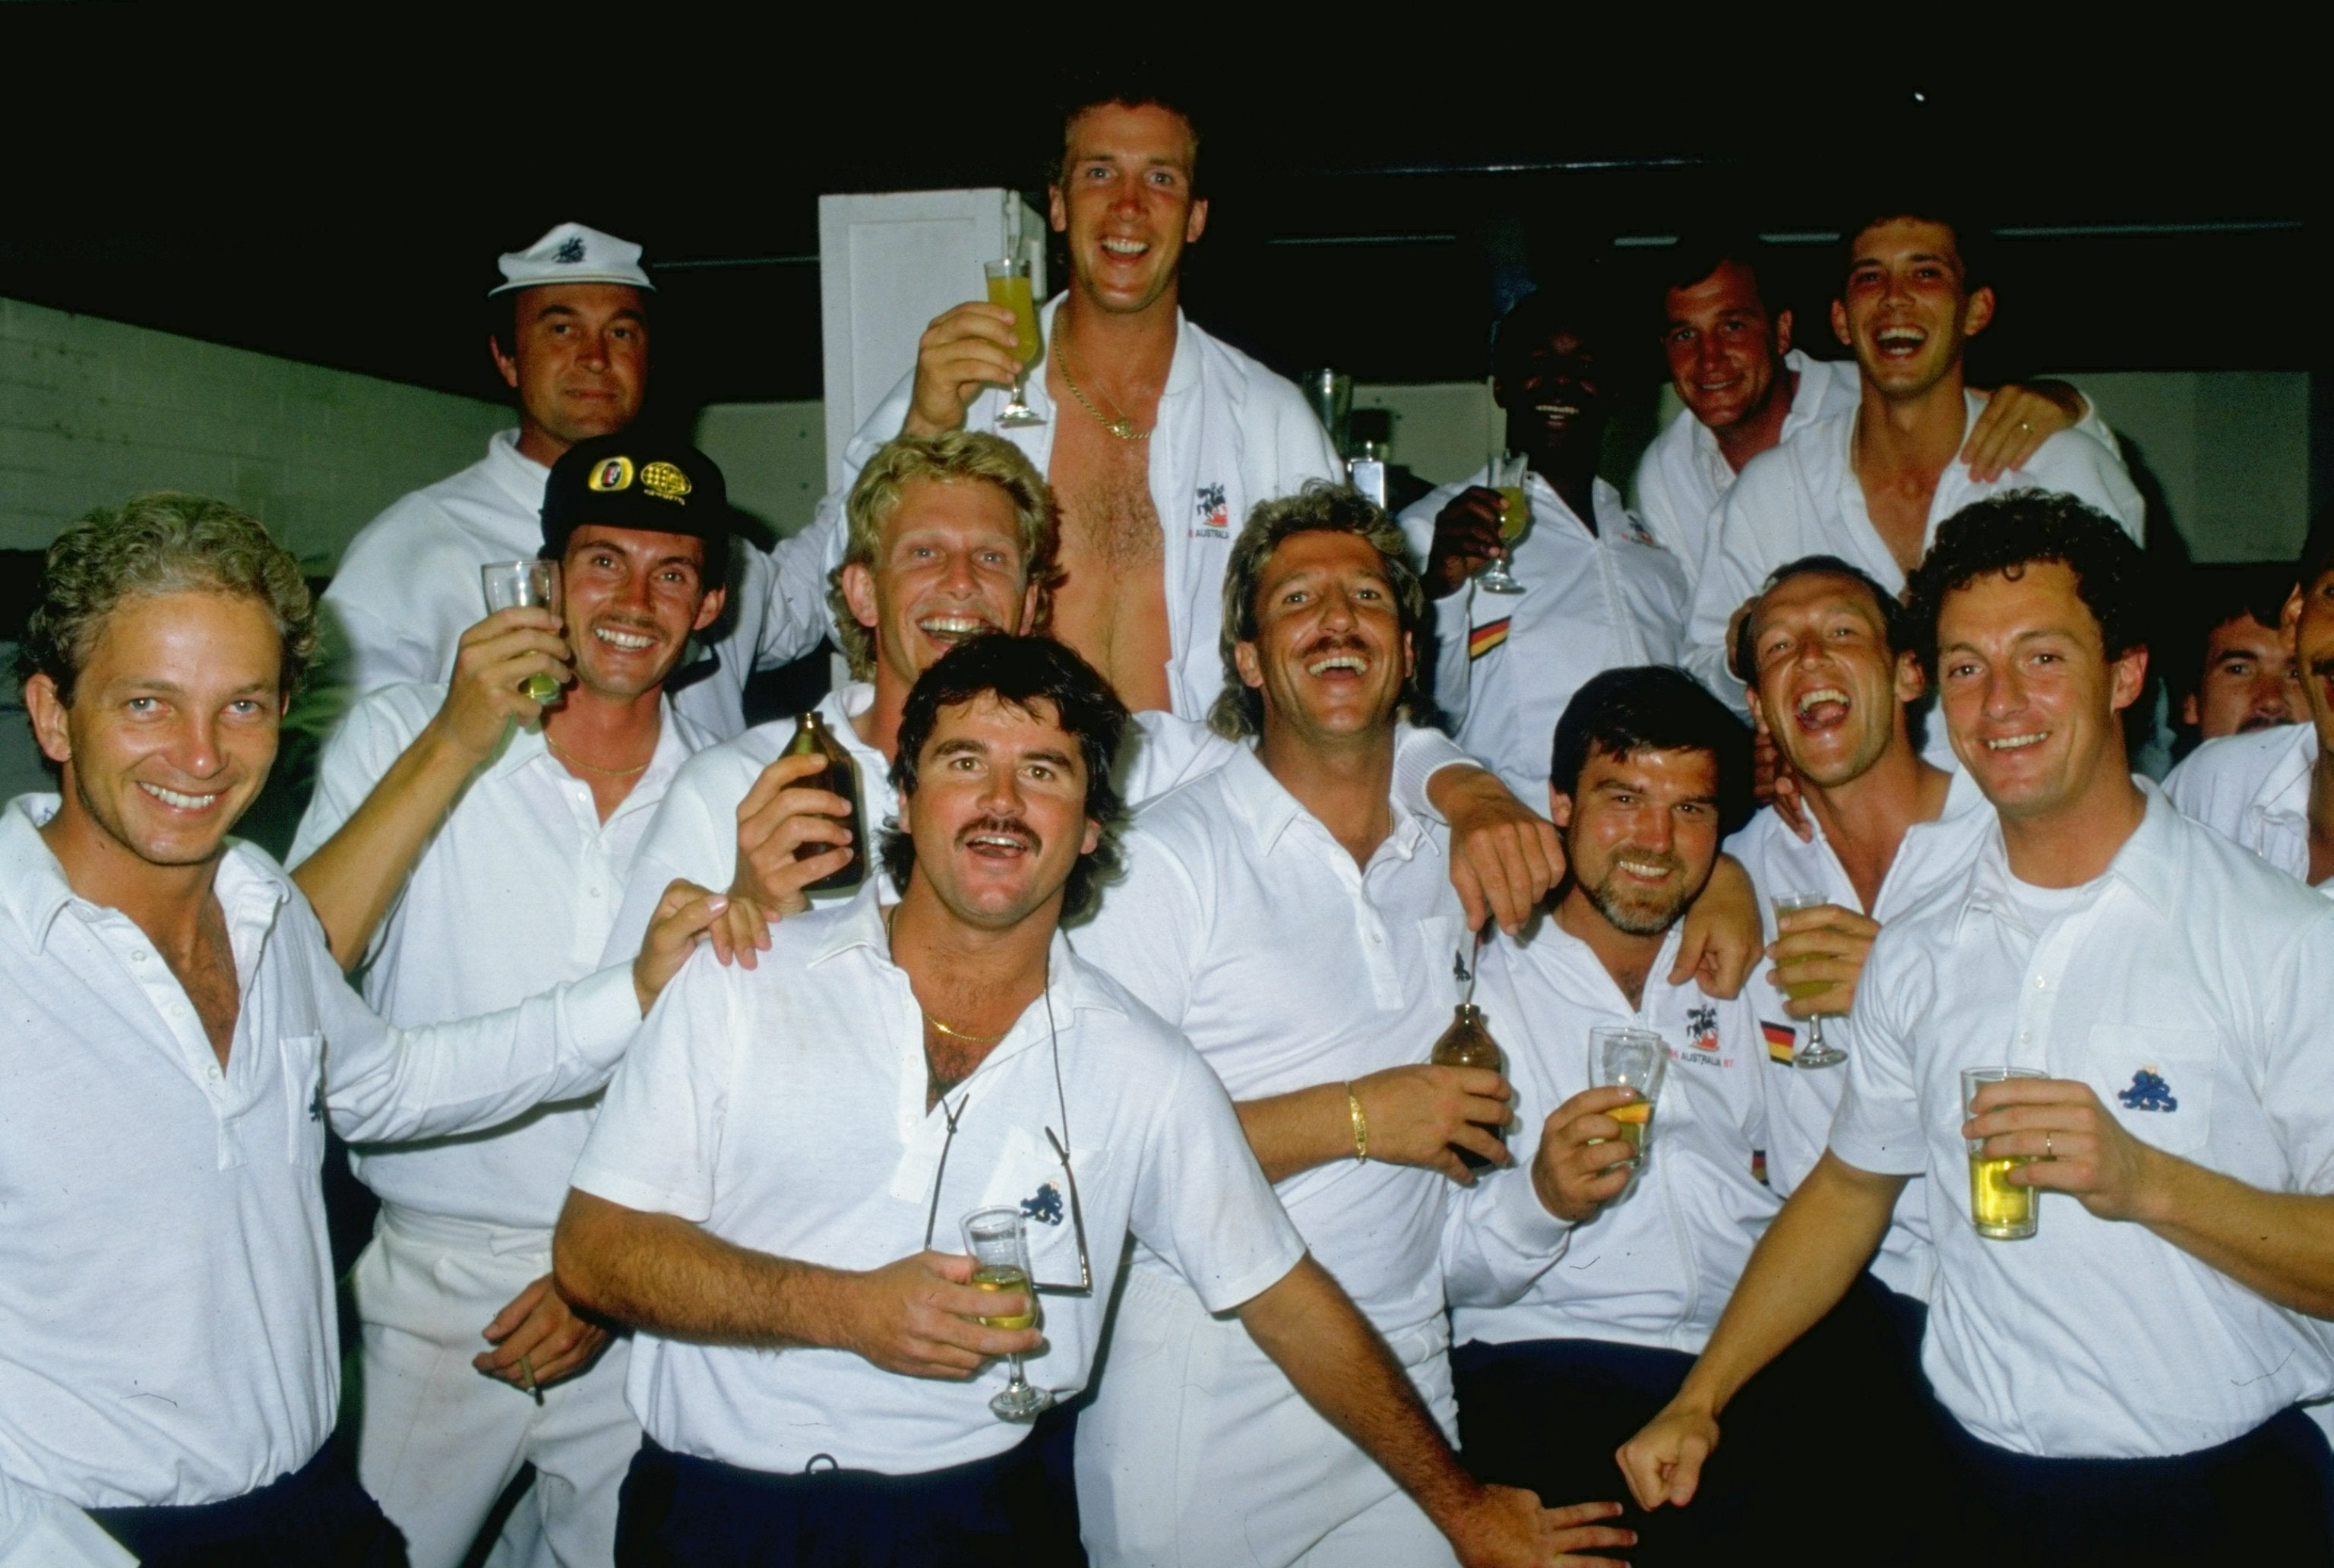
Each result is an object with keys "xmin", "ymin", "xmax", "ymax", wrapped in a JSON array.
[
  {"xmin": 278, "ymin": 1032, "xmax": 327, "ymax": 1166},
  {"xmin": 974, "ymin": 1126, "xmax": 1102, "ymax": 1290},
  {"xmin": 2088, "ymin": 1023, "xmax": 2216, "ymax": 1159}
]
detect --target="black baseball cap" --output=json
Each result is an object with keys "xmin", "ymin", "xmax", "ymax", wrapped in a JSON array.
[{"xmin": 540, "ymin": 432, "xmax": 732, "ymax": 585}]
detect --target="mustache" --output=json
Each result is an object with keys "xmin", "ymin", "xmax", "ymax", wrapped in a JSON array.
[{"xmin": 956, "ymin": 814, "xmax": 1040, "ymax": 852}]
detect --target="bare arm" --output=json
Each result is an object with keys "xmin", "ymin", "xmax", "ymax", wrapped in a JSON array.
[
  {"xmin": 292, "ymin": 607, "xmax": 568, "ymax": 968},
  {"xmin": 1618, "ymin": 1152, "xmax": 1905, "ymax": 1510},
  {"xmin": 553, "ymin": 1188, "xmax": 1038, "ymax": 1378},
  {"xmin": 1240, "ymin": 1256, "xmax": 1632, "ymax": 1568},
  {"xmin": 1428, "ymin": 764, "xmax": 1564, "ymax": 938},
  {"xmin": 1236, "ymin": 1067, "xmax": 1513, "ymax": 1186}
]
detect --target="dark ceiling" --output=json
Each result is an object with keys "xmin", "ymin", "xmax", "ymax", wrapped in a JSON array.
[{"xmin": 5, "ymin": 21, "xmax": 2322, "ymax": 419}]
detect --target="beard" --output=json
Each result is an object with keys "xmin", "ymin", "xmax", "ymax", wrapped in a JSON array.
[{"xmin": 1579, "ymin": 855, "xmax": 1691, "ymax": 937}]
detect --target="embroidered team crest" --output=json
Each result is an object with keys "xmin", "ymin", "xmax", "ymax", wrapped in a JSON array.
[
  {"xmin": 1452, "ymin": 948, "xmax": 1472, "ymax": 985},
  {"xmin": 589, "ymin": 456, "xmax": 635, "ymax": 492},
  {"xmin": 640, "ymin": 460, "xmax": 692, "ymax": 503},
  {"xmin": 1686, "ymin": 1004, "xmax": 1720, "ymax": 1055},
  {"xmin": 1761, "ymin": 1020, "xmax": 1796, "ymax": 1065},
  {"xmin": 1020, "ymin": 1183, "xmax": 1066, "ymax": 1226},
  {"xmin": 554, "ymin": 235, "xmax": 588, "ymax": 264},
  {"xmin": 1194, "ymin": 483, "xmax": 1229, "ymax": 533},
  {"xmin": 2117, "ymin": 1067, "xmax": 2178, "ymax": 1113}
]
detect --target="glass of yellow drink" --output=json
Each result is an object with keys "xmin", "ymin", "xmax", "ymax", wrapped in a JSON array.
[
  {"xmin": 1589, "ymin": 1026, "xmax": 1668, "ymax": 1180},
  {"xmin": 1961, "ymin": 1067, "xmax": 2045, "ymax": 1240},
  {"xmin": 983, "ymin": 258, "xmax": 1045, "ymax": 428},
  {"xmin": 1479, "ymin": 448, "xmax": 1530, "ymax": 594},
  {"xmin": 480, "ymin": 561, "xmax": 564, "ymax": 705},
  {"xmin": 1770, "ymin": 891, "xmax": 1846, "ymax": 1069},
  {"xmin": 962, "ymin": 1206, "xmax": 1052, "ymax": 1419}
]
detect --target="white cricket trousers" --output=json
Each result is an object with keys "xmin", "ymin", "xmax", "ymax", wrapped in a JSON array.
[
  {"xmin": 1075, "ymin": 1265, "xmax": 1462, "ymax": 1568},
  {"xmin": 352, "ymin": 1206, "xmax": 640, "ymax": 1568}
]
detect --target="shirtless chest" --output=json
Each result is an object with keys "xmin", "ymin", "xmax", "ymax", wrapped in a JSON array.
[
  {"xmin": 1862, "ymin": 469, "xmax": 1943, "ymax": 575},
  {"xmin": 166, "ymin": 904, "xmax": 242, "ymax": 1070},
  {"xmin": 1044, "ymin": 367, "xmax": 1174, "ymax": 712}
]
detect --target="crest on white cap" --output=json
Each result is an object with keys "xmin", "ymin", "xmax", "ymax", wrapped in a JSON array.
[{"xmin": 489, "ymin": 221, "xmax": 655, "ymax": 297}]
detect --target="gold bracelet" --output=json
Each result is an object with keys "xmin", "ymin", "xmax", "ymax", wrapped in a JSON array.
[{"xmin": 1347, "ymin": 1083, "xmax": 1369, "ymax": 1163}]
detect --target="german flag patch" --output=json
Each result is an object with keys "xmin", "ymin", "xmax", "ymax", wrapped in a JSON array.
[
  {"xmin": 1762, "ymin": 1020, "xmax": 1797, "ymax": 1065},
  {"xmin": 1468, "ymin": 618, "xmax": 1511, "ymax": 661}
]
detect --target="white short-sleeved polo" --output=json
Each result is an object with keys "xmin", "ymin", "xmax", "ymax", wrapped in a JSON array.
[
  {"xmin": 1444, "ymin": 924, "xmax": 1776, "ymax": 1355},
  {"xmin": 1723, "ymin": 767, "xmax": 1996, "ymax": 1299},
  {"xmin": 1684, "ymin": 394, "xmax": 2146, "ymax": 733},
  {"xmin": 2163, "ymin": 722, "xmax": 2320, "ymax": 888},
  {"xmin": 569, "ymin": 887, "xmax": 1302, "ymax": 1478},
  {"xmin": 289, "ymin": 685, "xmax": 711, "ymax": 1229},
  {"xmin": 1068, "ymin": 747, "xmax": 1469, "ymax": 1339},
  {"xmin": 1397, "ymin": 473, "xmax": 1690, "ymax": 807},
  {"xmin": 0, "ymin": 796, "xmax": 640, "ymax": 1511},
  {"xmin": 1829, "ymin": 783, "xmax": 2334, "ymax": 1456}
]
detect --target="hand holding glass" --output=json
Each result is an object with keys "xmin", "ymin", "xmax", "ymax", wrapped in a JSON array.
[
  {"xmin": 1477, "ymin": 450, "xmax": 1530, "ymax": 594},
  {"xmin": 984, "ymin": 258, "xmax": 1045, "ymax": 428},
  {"xmin": 1963, "ymin": 1067, "xmax": 2045, "ymax": 1240},
  {"xmin": 962, "ymin": 1207, "xmax": 1051, "ymax": 1421},
  {"xmin": 480, "ymin": 561, "xmax": 563, "ymax": 705},
  {"xmin": 1771, "ymin": 892, "xmax": 1846, "ymax": 1069},
  {"xmin": 1589, "ymin": 1026, "xmax": 1667, "ymax": 1174}
]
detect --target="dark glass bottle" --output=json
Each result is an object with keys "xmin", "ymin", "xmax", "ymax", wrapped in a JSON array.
[
  {"xmin": 782, "ymin": 710, "xmax": 866, "ymax": 893},
  {"xmin": 1431, "ymin": 1002, "xmax": 1507, "ymax": 1171}
]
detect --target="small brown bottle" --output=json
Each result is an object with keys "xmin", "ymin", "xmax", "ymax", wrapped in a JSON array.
[
  {"xmin": 781, "ymin": 710, "xmax": 866, "ymax": 893},
  {"xmin": 1431, "ymin": 1002, "xmax": 1507, "ymax": 1171}
]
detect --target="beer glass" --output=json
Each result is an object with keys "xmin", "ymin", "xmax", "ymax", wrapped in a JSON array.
[
  {"xmin": 1771, "ymin": 891, "xmax": 1845, "ymax": 1069},
  {"xmin": 984, "ymin": 258, "xmax": 1045, "ymax": 428},
  {"xmin": 1962, "ymin": 1067, "xmax": 2045, "ymax": 1240},
  {"xmin": 963, "ymin": 1207, "xmax": 1052, "ymax": 1420},
  {"xmin": 1478, "ymin": 449, "xmax": 1530, "ymax": 594},
  {"xmin": 1589, "ymin": 1026, "xmax": 1667, "ymax": 1177},
  {"xmin": 479, "ymin": 561, "xmax": 562, "ymax": 705}
]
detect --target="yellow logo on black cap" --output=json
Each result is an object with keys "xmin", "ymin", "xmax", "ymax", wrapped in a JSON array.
[
  {"xmin": 589, "ymin": 457, "xmax": 635, "ymax": 492},
  {"xmin": 641, "ymin": 461, "xmax": 691, "ymax": 504}
]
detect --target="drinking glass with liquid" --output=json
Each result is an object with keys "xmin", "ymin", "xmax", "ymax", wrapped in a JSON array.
[
  {"xmin": 1962, "ymin": 1067, "xmax": 2045, "ymax": 1240},
  {"xmin": 962, "ymin": 1206, "xmax": 1052, "ymax": 1421},
  {"xmin": 1589, "ymin": 1026, "xmax": 1667, "ymax": 1178},
  {"xmin": 1477, "ymin": 449, "xmax": 1530, "ymax": 594},
  {"xmin": 480, "ymin": 561, "xmax": 563, "ymax": 705},
  {"xmin": 1770, "ymin": 891, "xmax": 1846, "ymax": 1069},
  {"xmin": 984, "ymin": 257, "xmax": 1045, "ymax": 428}
]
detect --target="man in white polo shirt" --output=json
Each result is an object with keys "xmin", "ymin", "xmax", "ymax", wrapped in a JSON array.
[
  {"xmin": 612, "ymin": 433, "xmax": 1577, "ymax": 958},
  {"xmin": 323, "ymin": 222, "xmax": 825, "ymax": 739},
  {"xmin": 1682, "ymin": 207, "xmax": 2145, "ymax": 735},
  {"xmin": 2166, "ymin": 530, "xmax": 2333, "ymax": 887},
  {"xmin": 289, "ymin": 435, "xmax": 738, "ymax": 1566},
  {"xmin": 1623, "ymin": 495, "xmax": 2334, "ymax": 1560},
  {"xmin": 0, "ymin": 495, "xmax": 719, "ymax": 1566},
  {"xmin": 555, "ymin": 634, "xmax": 1629, "ymax": 1567},
  {"xmin": 1068, "ymin": 489, "xmax": 1630, "ymax": 1565},
  {"xmin": 1633, "ymin": 236, "xmax": 2091, "ymax": 590}
]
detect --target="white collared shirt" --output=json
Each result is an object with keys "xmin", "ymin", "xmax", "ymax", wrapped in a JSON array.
[
  {"xmin": 606, "ymin": 686, "xmax": 1479, "ymax": 966},
  {"xmin": 321, "ymin": 430, "xmax": 829, "ymax": 741},
  {"xmin": 1684, "ymin": 393, "xmax": 2146, "ymax": 733},
  {"xmin": 0, "ymin": 795, "xmax": 640, "ymax": 1513},
  {"xmin": 1445, "ymin": 923, "xmax": 1776, "ymax": 1355},
  {"xmin": 781, "ymin": 297, "xmax": 1342, "ymax": 721},
  {"xmin": 1068, "ymin": 748, "xmax": 1468, "ymax": 1339},
  {"xmin": 1633, "ymin": 351, "xmax": 1861, "ymax": 592},
  {"xmin": 1828, "ymin": 782, "xmax": 2334, "ymax": 1456},
  {"xmin": 1399, "ymin": 472, "xmax": 1689, "ymax": 807},
  {"xmin": 1723, "ymin": 768, "xmax": 1996, "ymax": 1300},
  {"xmin": 568, "ymin": 887, "xmax": 1301, "ymax": 1477},
  {"xmin": 2163, "ymin": 721, "xmax": 2321, "ymax": 888},
  {"xmin": 288, "ymin": 684, "xmax": 713, "ymax": 1229}
]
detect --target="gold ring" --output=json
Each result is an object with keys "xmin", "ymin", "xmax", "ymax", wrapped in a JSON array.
[
  {"xmin": 2045, "ymin": 1130, "xmax": 2055, "ymax": 1159},
  {"xmin": 2019, "ymin": 420, "xmax": 2032, "ymax": 434}
]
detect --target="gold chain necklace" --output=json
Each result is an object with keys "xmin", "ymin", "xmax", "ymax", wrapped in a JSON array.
[
  {"xmin": 926, "ymin": 1016, "xmax": 1008, "ymax": 1045},
  {"xmin": 1052, "ymin": 331, "xmax": 1151, "ymax": 441},
  {"xmin": 545, "ymin": 732, "xmax": 651, "ymax": 777}
]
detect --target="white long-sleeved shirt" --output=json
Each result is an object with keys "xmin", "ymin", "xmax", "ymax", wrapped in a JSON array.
[
  {"xmin": 321, "ymin": 430, "xmax": 828, "ymax": 740},
  {"xmin": 2162, "ymin": 721, "xmax": 2323, "ymax": 889},
  {"xmin": 1632, "ymin": 351, "xmax": 1861, "ymax": 591},
  {"xmin": 1830, "ymin": 782, "xmax": 2334, "ymax": 1456},
  {"xmin": 1684, "ymin": 394, "xmax": 2146, "ymax": 732},
  {"xmin": 288, "ymin": 685, "xmax": 712, "ymax": 1229},
  {"xmin": 780, "ymin": 298, "xmax": 1340, "ymax": 721},
  {"xmin": 0, "ymin": 795, "xmax": 640, "ymax": 1516},
  {"xmin": 1398, "ymin": 472, "xmax": 1688, "ymax": 807},
  {"xmin": 1444, "ymin": 923, "xmax": 1776, "ymax": 1355},
  {"xmin": 1722, "ymin": 767, "xmax": 1996, "ymax": 1300}
]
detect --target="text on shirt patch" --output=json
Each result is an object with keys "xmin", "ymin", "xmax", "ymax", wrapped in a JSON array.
[
  {"xmin": 1194, "ymin": 483, "xmax": 1229, "ymax": 534},
  {"xmin": 1676, "ymin": 1004, "xmax": 1728, "ymax": 1067},
  {"xmin": 2117, "ymin": 1068, "xmax": 2178, "ymax": 1113},
  {"xmin": 1021, "ymin": 1183, "xmax": 1066, "ymax": 1226}
]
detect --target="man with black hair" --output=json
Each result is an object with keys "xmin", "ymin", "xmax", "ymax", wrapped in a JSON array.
[
  {"xmin": 552, "ymin": 635, "xmax": 1628, "ymax": 1568},
  {"xmin": 324, "ymin": 223, "xmax": 827, "ymax": 739},
  {"xmin": 1442, "ymin": 665, "xmax": 1822, "ymax": 1565},
  {"xmin": 1070, "ymin": 490, "xmax": 1633, "ymax": 1566},
  {"xmin": 2169, "ymin": 563, "xmax": 2301, "ymax": 752},
  {"xmin": 1399, "ymin": 286, "xmax": 1692, "ymax": 809},
  {"xmin": 1682, "ymin": 210, "xmax": 2144, "ymax": 754},
  {"xmin": 1625, "ymin": 493, "xmax": 2334, "ymax": 1561},
  {"xmin": 788, "ymin": 80, "xmax": 1341, "ymax": 720},
  {"xmin": 1634, "ymin": 239, "xmax": 2092, "ymax": 590}
]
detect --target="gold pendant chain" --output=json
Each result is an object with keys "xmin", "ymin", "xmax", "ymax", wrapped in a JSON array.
[
  {"xmin": 926, "ymin": 1016, "xmax": 1009, "ymax": 1046},
  {"xmin": 1052, "ymin": 330, "xmax": 1151, "ymax": 441},
  {"xmin": 545, "ymin": 732, "xmax": 652, "ymax": 777}
]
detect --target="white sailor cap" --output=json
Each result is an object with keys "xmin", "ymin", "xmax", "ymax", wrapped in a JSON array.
[{"xmin": 488, "ymin": 222, "xmax": 656, "ymax": 298}]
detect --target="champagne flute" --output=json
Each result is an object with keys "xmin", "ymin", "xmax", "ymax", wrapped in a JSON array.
[
  {"xmin": 985, "ymin": 254, "xmax": 1045, "ymax": 428},
  {"xmin": 1772, "ymin": 891, "xmax": 1846, "ymax": 1069},
  {"xmin": 1477, "ymin": 448, "xmax": 1529, "ymax": 594},
  {"xmin": 479, "ymin": 561, "xmax": 563, "ymax": 704},
  {"xmin": 1589, "ymin": 1026, "xmax": 1667, "ymax": 1183},
  {"xmin": 962, "ymin": 1207, "xmax": 1052, "ymax": 1421}
]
